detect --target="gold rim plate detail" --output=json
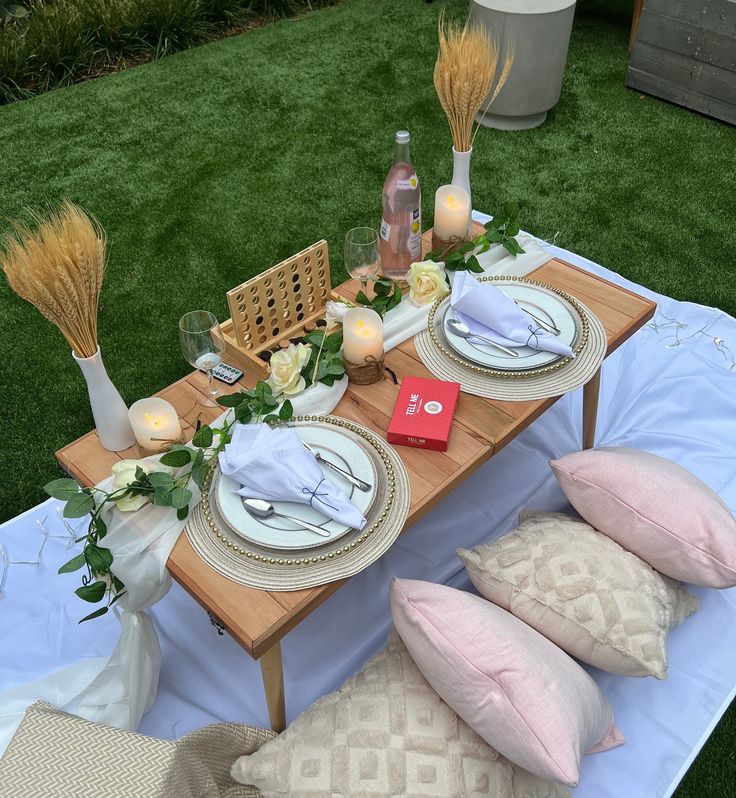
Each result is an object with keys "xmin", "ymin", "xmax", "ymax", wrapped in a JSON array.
[
  {"xmin": 427, "ymin": 275, "xmax": 590, "ymax": 378},
  {"xmin": 201, "ymin": 420, "xmax": 395, "ymax": 566}
]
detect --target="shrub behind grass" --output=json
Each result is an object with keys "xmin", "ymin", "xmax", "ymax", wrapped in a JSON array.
[{"xmin": 0, "ymin": 0, "xmax": 335, "ymax": 103}]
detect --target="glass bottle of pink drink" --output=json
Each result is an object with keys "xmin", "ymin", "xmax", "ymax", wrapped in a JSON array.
[{"xmin": 379, "ymin": 130, "xmax": 421, "ymax": 280}]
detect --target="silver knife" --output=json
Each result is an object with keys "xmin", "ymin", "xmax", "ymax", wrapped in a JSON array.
[
  {"xmin": 511, "ymin": 300, "xmax": 561, "ymax": 335},
  {"xmin": 302, "ymin": 442, "xmax": 372, "ymax": 492}
]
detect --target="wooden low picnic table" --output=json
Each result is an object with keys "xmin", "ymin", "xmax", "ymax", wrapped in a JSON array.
[{"xmin": 56, "ymin": 227, "xmax": 656, "ymax": 731}]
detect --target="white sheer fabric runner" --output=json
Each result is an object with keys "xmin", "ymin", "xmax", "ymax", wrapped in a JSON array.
[{"xmin": 0, "ymin": 215, "xmax": 551, "ymax": 752}]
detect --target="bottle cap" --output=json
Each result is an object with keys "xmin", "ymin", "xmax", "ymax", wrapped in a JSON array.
[{"xmin": 395, "ymin": 130, "xmax": 410, "ymax": 144}]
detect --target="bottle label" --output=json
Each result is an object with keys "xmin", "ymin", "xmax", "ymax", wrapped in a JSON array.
[
  {"xmin": 396, "ymin": 174, "xmax": 419, "ymax": 191},
  {"xmin": 380, "ymin": 219, "xmax": 391, "ymax": 242},
  {"xmin": 409, "ymin": 207, "xmax": 421, "ymax": 258}
]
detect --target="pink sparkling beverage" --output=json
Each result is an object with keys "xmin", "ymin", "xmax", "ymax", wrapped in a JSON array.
[{"xmin": 379, "ymin": 130, "xmax": 421, "ymax": 280}]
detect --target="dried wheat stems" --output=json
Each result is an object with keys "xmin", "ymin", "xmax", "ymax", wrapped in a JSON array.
[
  {"xmin": 433, "ymin": 14, "xmax": 514, "ymax": 152},
  {"xmin": 0, "ymin": 201, "xmax": 107, "ymax": 359}
]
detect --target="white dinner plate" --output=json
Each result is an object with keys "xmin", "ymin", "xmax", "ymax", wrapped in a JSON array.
[
  {"xmin": 215, "ymin": 425, "xmax": 377, "ymax": 552},
  {"xmin": 442, "ymin": 281, "xmax": 579, "ymax": 371}
]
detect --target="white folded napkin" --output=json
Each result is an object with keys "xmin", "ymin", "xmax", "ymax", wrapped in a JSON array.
[
  {"xmin": 450, "ymin": 271, "xmax": 574, "ymax": 357},
  {"xmin": 218, "ymin": 424, "xmax": 366, "ymax": 530},
  {"xmin": 379, "ymin": 225, "xmax": 554, "ymax": 354}
]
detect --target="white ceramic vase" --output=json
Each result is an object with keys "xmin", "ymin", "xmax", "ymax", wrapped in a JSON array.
[
  {"xmin": 72, "ymin": 347, "xmax": 136, "ymax": 451},
  {"xmin": 451, "ymin": 147, "xmax": 473, "ymax": 231}
]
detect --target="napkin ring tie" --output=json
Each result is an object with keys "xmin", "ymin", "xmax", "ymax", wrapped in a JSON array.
[
  {"xmin": 302, "ymin": 478, "xmax": 338, "ymax": 510},
  {"xmin": 525, "ymin": 324, "xmax": 543, "ymax": 349}
]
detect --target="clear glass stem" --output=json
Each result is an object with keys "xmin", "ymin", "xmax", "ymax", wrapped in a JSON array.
[{"xmin": 207, "ymin": 369, "xmax": 218, "ymax": 397}]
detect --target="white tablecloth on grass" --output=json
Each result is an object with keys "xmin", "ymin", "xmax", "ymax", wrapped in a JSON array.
[{"xmin": 1, "ymin": 216, "xmax": 735, "ymax": 797}]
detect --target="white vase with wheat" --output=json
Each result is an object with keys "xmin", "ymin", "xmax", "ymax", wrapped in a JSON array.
[
  {"xmin": 1, "ymin": 201, "xmax": 135, "ymax": 451},
  {"xmin": 434, "ymin": 16, "xmax": 514, "ymax": 225},
  {"xmin": 451, "ymin": 147, "xmax": 473, "ymax": 207},
  {"xmin": 72, "ymin": 347, "xmax": 135, "ymax": 451}
]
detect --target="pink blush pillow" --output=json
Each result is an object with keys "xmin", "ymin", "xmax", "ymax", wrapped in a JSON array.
[
  {"xmin": 390, "ymin": 578, "xmax": 623, "ymax": 787},
  {"xmin": 550, "ymin": 447, "xmax": 736, "ymax": 588}
]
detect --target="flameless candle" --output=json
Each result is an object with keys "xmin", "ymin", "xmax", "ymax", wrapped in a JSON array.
[
  {"xmin": 433, "ymin": 184, "xmax": 471, "ymax": 240},
  {"xmin": 128, "ymin": 398, "xmax": 182, "ymax": 453},
  {"xmin": 342, "ymin": 307, "xmax": 384, "ymax": 364}
]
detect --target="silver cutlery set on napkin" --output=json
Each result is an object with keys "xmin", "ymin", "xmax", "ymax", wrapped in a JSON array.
[
  {"xmin": 219, "ymin": 424, "xmax": 372, "ymax": 539},
  {"xmin": 449, "ymin": 272, "xmax": 574, "ymax": 360}
]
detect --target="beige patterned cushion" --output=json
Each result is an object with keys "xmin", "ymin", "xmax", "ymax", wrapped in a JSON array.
[
  {"xmin": 0, "ymin": 700, "xmax": 275, "ymax": 798},
  {"xmin": 232, "ymin": 631, "xmax": 569, "ymax": 797},
  {"xmin": 458, "ymin": 512, "xmax": 699, "ymax": 679}
]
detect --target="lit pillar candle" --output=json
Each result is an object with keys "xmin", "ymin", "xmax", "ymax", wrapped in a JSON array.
[
  {"xmin": 342, "ymin": 308, "xmax": 384, "ymax": 364},
  {"xmin": 433, "ymin": 184, "xmax": 471, "ymax": 240},
  {"xmin": 128, "ymin": 398, "xmax": 183, "ymax": 453}
]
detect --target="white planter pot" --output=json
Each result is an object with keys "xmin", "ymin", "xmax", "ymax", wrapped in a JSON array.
[
  {"xmin": 471, "ymin": 0, "xmax": 577, "ymax": 130},
  {"xmin": 72, "ymin": 347, "xmax": 136, "ymax": 451},
  {"xmin": 451, "ymin": 147, "xmax": 473, "ymax": 215}
]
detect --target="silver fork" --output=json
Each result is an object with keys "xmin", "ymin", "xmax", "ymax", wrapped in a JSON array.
[{"xmin": 302, "ymin": 442, "xmax": 372, "ymax": 492}]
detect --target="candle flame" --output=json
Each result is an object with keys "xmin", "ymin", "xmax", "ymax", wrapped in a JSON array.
[{"xmin": 144, "ymin": 412, "xmax": 163, "ymax": 428}]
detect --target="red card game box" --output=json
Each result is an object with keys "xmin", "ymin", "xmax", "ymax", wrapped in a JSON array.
[{"xmin": 387, "ymin": 376, "xmax": 460, "ymax": 452}]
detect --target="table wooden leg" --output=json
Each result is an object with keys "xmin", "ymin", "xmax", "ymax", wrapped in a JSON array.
[
  {"xmin": 582, "ymin": 367, "xmax": 601, "ymax": 450},
  {"xmin": 259, "ymin": 642, "xmax": 286, "ymax": 733}
]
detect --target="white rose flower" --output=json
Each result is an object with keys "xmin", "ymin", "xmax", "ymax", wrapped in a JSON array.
[
  {"xmin": 325, "ymin": 300, "xmax": 352, "ymax": 328},
  {"xmin": 109, "ymin": 459, "xmax": 173, "ymax": 512},
  {"xmin": 407, "ymin": 260, "xmax": 447, "ymax": 306},
  {"xmin": 267, "ymin": 342, "xmax": 311, "ymax": 397}
]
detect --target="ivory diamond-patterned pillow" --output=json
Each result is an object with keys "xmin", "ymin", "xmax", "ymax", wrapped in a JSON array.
[
  {"xmin": 459, "ymin": 512, "xmax": 698, "ymax": 679},
  {"xmin": 232, "ymin": 630, "xmax": 568, "ymax": 798}
]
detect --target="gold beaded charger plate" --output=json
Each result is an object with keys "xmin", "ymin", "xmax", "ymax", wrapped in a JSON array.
[
  {"xmin": 441, "ymin": 280, "xmax": 581, "ymax": 371},
  {"xmin": 214, "ymin": 423, "xmax": 379, "ymax": 551},
  {"xmin": 415, "ymin": 276, "xmax": 607, "ymax": 402},
  {"xmin": 184, "ymin": 416, "xmax": 411, "ymax": 591}
]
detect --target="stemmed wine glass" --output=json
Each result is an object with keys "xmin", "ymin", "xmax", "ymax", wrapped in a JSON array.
[
  {"xmin": 345, "ymin": 227, "xmax": 381, "ymax": 296},
  {"xmin": 179, "ymin": 310, "xmax": 226, "ymax": 405}
]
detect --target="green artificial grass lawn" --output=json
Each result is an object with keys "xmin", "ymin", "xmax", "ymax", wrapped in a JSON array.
[{"xmin": 0, "ymin": 0, "xmax": 734, "ymax": 793}]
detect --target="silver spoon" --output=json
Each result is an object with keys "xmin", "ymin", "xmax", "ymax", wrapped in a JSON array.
[
  {"xmin": 447, "ymin": 318, "xmax": 520, "ymax": 358},
  {"xmin": 302, "ymin": 442, "xmax": 372, "ymax": 492},
  {"xmin": 243, "ymin": 498, "xmax": 331, "ymax": 537}
]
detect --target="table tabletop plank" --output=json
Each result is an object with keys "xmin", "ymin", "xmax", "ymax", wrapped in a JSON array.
[{"xmin": 56, "ymin": 242, "xmax": 656, "ymax": 659}]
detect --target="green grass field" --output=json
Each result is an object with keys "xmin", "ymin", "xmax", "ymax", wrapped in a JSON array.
[{"xmin": 0, "ymin": 0, "xmax": 734, "ymax": 792}]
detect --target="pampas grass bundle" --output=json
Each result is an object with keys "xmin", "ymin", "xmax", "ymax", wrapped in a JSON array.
[
  {"xmin": 1, "ymin": 201, "xmax": 106, "ymax": 359},
  {"xmin": 433, "ymin": 15, "xmax": 514, "ymax": 152}
]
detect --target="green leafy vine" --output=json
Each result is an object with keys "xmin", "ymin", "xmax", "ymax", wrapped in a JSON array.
[
  {"xmin": 302, "ymin": 328, "xmax": 346, "ymax": 387},
  {"xmin": 46, "ymin": 380, "xmax": 293, "ymax": 623},
  {"xmin": 355, "ymin": 276, "xmax": 403, "ymax": 318},
  {"xmin": 426, "ymin": 202, "xmax": 526, "ymax": 275}
]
